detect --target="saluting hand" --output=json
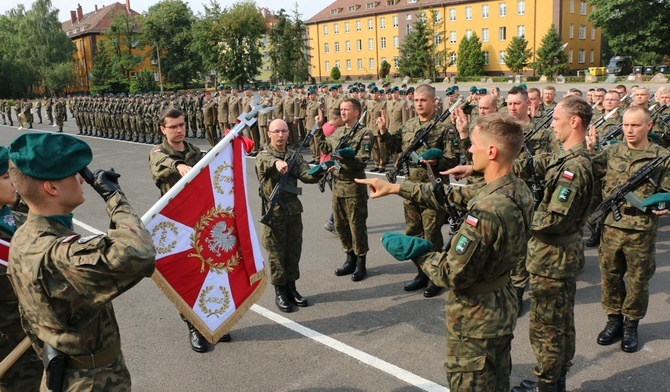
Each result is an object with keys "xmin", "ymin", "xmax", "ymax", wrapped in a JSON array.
[
  {"xmin": 376, "ymin": 108, "xmax": 388, "ymax": 133},
  {"xmin": 454, "ymin": 107, "xmax": 469, "ymax": 138},
  {"xmin": 586, "ymin": 125, "xmax": 597, "ymax": 152},
  {"xmin": 442, "ymin": 165, "xmax": 473, "ymax": 180},
  {"xmin": 354, "ymin": 178, "xmax": 400, "ymax": 199},
  {"xmin": 177, "ymin": 164, "xmax": 192, "ymax": 177}
]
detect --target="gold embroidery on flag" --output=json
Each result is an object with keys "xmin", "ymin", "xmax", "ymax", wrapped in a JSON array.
[
  {"xmin": 153, "ymin": 221, "xmax": 178, "ymax": 254},
  {"xmin": 189, "ymin": 206, "xmax": 241, "ymax": 273},
  {"xmin": 213, "ymin": 164, "xmax": 234, "ymax": 195},
  {"xmin": 198, "ymin": 285, "xmax": 231, "ymax": 317}
]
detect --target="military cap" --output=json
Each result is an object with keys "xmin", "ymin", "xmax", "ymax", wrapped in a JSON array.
[
  {"xmin": 469, "ymin": 86, "xmax": 478, "ymax": 93},
  {"xmin": 217, "ymin": 84, "xmax": 224, "ymax": 90},
  {"xmin": 401, "ymin": 84, "xmax": 408, "ymax": 88},
  {"xmin": 258, "ymin": 84, "xmax": 267, "ymax": 90},
  {"xmin": 284, "ymin": 85, "xmax": 292, "ymax": 91},
  {"xmin": 445, "ymin": 88, "xmax": 455, "ymax": 96},
  {"xmin": 517, "ymin": 83, "xmax": 527, "ymax": 90},
  {"xmin": 244, "ymin": 84, "xmax": 252, "ymax": 90},
  {"xmin": 329, "ymin": 85, "xmax": 338, "ymax": 91},
  {"xmin": 478, "ymin": 88, "xmax": 488, "ymax": 95},
  {"xmin": 453, "ymin": 85, "xmax": 460, "ymax": 90},
  {"xmin": 308, "ymin": 160, "xmax": 335, "ymax": 175},
  {"xmin": 0, "ymin": 146, "xmax": 8, "ymax": 175},
  {"xmin": 350, "ymin": 87, "xmax": 359, "ymax": 93},
  {"xmin": 382, "ymin": 232, "xmax": 433, "ymax": 261},
  {"xmin": 370, "ymin": 86, "xmax": 379, "ymax": 93},
  {"xmin": 407, "ymin": 87, "xmax": 415, "ymax": 92},
  {"xmin": 385, "ymin": 89, "xmax": 392, "ymax": 94},
  {"xmin": 399, "ymin": 90, "xmax": 406, "ymax": 95},
  {"xmin": 642, "ymin": 193, "xmax": 670, "ymax": 210},
  {"xmin": 382, "ymin": 82, "xmax": 391, "ymax": 87},
  {"xmin": 420, "ymin": 148, "xmax": 443, "ymax": 161},
  {"xmin": 368, "ymin": 82, "xmax": 376, "ymax": 88},
  {"xmin": 9, "ymin": 134, "xmax": 92, "ymax": 180},
  {"xmin": 333, "ymin": 147, "xmax": 355, "ymax": 159},
  {"xmin": 392, "ymin": 86, "xmax": 399, "ymax": 92}
]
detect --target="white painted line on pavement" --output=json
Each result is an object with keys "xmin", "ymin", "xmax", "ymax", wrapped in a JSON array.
[{"xmin": 73, "ymin": 218, "xmax": 448, "ymax": 392}]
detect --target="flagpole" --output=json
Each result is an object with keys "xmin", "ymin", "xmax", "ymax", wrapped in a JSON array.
[
  {"xmin": 141, "ymin": 99, "xmax": 266, "ymax": 225},
  {"xmin": 0, "ymin": 337, "xmax": 31, "ymax": 377}
]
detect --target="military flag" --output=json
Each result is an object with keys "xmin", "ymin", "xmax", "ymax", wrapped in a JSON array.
[
  {"xmin": 0, "ymin": 239, "xmax": 8, "ymax": 267},
  {"xmin": 142, "ymin": 108, "xmax": 267, "ymax": 343}
]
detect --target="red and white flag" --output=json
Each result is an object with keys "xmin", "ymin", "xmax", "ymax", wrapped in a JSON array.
[
  {"xmin": 142, "ymin": 136, "xmax": 266, "ymax": 343},
  {"xmin": 0, "ymin": 239, "xmax": 9, "ymax": 267}
]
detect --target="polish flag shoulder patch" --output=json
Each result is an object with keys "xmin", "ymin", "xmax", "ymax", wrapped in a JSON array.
[
  {"xmin": 153, "ymin": 148, "xmax": 162, "ymax": 154},
  {"xmin": 465, "ymin": 214, "xmax": 479, "ymax": 227},
  {"xmin": 562, "ymin": 170, "xmax": 574, "ymax": 180}
]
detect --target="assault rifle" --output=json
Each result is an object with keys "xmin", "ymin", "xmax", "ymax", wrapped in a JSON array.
[
  {"xmin": 523, "ymin": 144, "xmax": 545, "ymax": 208},
  {"xmin": 598, "ymin": 123, "xmax": 623, "ymax": 148},
  {"xmin": 587, "ymin": 154, "xmax": 670, "ymax": 226},
  {"xmin": 317, "ymin": 111, "xmax": 367, "ymax": 193},
  {"xmin": 592, "ymin": 107, "xmax": 618, "ymax": 129},
  {"xmin": 386, "ymin": 98, "xmax": 462, "ymax": 184},
  {"xmin": 260, "ymin": 122, "xmax": 320, "ymax": 226},
  {"xmin": 425, "ymin": 164, "xmax": 462, "ymax": 238}
]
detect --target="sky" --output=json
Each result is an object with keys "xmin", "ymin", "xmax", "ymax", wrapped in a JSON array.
[{"xmin": 0, "ymin": 0, "xmax": 327, "ymax": 22}]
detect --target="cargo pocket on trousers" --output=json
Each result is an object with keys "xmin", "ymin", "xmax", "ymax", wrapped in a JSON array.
[{"xmin": 444, "ymin": 354, "xmax": 486, "ymax": 374}]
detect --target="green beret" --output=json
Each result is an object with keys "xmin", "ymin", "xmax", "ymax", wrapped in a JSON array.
[
  {"xmin": 284, "ymin": 85, "xmax": 292, "ymax": 91},
  {"xmin": 0, "ymin": 147, "xmax": 8, "ymax": 175},
  {"xmin": 453, "ymin": 85, "xmax": 459, "ymax": 89},
  {"xmin": 333, "ymin": 147, "xmax": 355, "ymax": 159},
  {"xmin": 642, "ymin": 193, "xmax": 670, "ymax": 210},
  {"xmin": 478, "ymin": 88, "xmax": 488, "ymax": 95},
  {"xmin": 407, "ymin": 87, "xmax": 415, "ymax": 92},
  {"xmin": 421, "ymin": 148, "xmax": 443, "ymax": 161},
  {"xmin": 445, "ymin": 88, "xmax": 455, "ymax": 96},
  {"xmin": 517, "ymin": 83, "xmax": 527, "ymax": 90},
  {"xmin": 308, "ymin": 160, "xmax": 335, "ymax": 176},
  {"xmin": 9, "ymin": 134, "xmax": 92, "ymax": 180},
  {"xmin": 469, "ymin": 86, "xmax": 478, "ymax": 93},
  {"xmin": 370, "ymin": 87, "xmax": 379, "ymax": 93},
  {"xmin": 399, "ymin": 90, "xmax": 406, "ymax": 95},
  {"xmin": 649, "ymin": 133, "xmax": 662, "ymax": 144},
  {"xmin": 382, "ymin": 232, "xmax": 433, "ymax": 261}
]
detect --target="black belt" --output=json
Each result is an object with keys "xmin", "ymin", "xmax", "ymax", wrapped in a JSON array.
[{"xmin": 623, "ymin": 207, "xmax": 647, "ymax": 216}]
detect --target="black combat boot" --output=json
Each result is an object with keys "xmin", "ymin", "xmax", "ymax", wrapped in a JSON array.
[
  {"xmin": 621, "ymin": 318, "xmax": 639, "ymax": 353},
  {"xmin": 133, "ymin": 135, "xmax": 139, "ymax": 143},
  {"xmin": 351, "ymin": 255, "xmax": 367, "ymax": 281},
  {"xmin": 423, "ymin": 281, "xmax": 441, "ymax": 297},
  {"xmin": 141, "ymin": 135, "xmax": 147, "ymax": 144},
  {"xmin": 186, "ymin": 321, "xmax": 207, "ymax": 353},
  {"xmin": 335, "ymin": 251, "xmax": 357, "ymax": 276},
  {"xmin": 58, "ymin": 127, "xmax": 63, "ymax": 133},
  {"xmin": 125, "ymin": 134, "xmax": 132, "ymax": 141},
  {"xmin": 512, "ymin": 380, "xmax": 559, "ymax": 392},
  {"xmin": 287, "ymin": 281, "xmax": 308, "ymax": 307},
  {"xmin": 586, "ymin": 226, "xmax": 601, "ymax": 247},
  {"xmin": 404, "ymin": 269, "xmax": 429, "ymax": 291},
  {"xmin": 150, "ymin": 135, "xmax": 156, "ymax": 144},
  {"xmin": 520, "ymin": 370, "xmax": 567, "ymax": 392},
  {"xmin": 597, "ymin": 314, "xmax": 623, "ymax": 345},
  {"xmin": 219, "ymin": 333, "xmax": 231, "ymax": 342},
  {"xmin": 516, "ymin": 287, "xmax": 525, "ymax": 317},
  {"xmin": 77, "ymin": 129, "xmax": 83, "ymax": 135},
  {"xmin": 274, "ymin": 285, "xmax": 292, "ymax": 313}
]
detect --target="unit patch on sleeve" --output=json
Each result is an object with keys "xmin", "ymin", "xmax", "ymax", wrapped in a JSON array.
[{"xmin": 455, "ymin": 234, "xmax": 472, "ymax": 255}]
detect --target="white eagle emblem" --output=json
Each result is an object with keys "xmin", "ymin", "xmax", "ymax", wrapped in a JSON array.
[
  {"xmin": 2, "ymin": 214, "xmax": 15, "ymax": 227},
  {"xmin": 205, "ymin": 221, "xmax": 236, "ymax": 257}
]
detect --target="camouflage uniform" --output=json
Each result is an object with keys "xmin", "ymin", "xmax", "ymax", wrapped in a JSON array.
[
  {"xmin": 516, "ymin": 140, "xmax": 594, "ymax": 384},
  {"xmin": 54, "ymin": 99, "xmax": 65, "ymax": 131},
  {"xmin": 321, "ymin": 124, "xmax": 373, "ymax": 256},
  {"xmin": 365, "ymin": 98, "xmax": 387, "ymax": 170},
  {"xmin": 0, "ymin": 209, "xmax": 42, "ymax": 392},
  {"xmin": 400, "ymin": 173, "xmax": 533, "ymax": 392},
  {"xmin": 592, "ymin": 142, "xmax": 670, "ymax": 321},
  {"xmin": 8, "ymin": 193, "xmax": 156, "ymax": 391},
  {"xmin": 255, "ymin": 146, "xmax": 320, "ymax": 285},
  {"xmin": 149, "ymin": 139, "xmax": 205, "ymax": 196}
]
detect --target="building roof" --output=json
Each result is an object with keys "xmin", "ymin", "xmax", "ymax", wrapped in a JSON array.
[
  {"xmin": 62, "ymin": 3, "xmax": 141, "ymax": 39},
  {"xmin": 306, "ymin": 0, "xmax": 473, "ymax": 24}
]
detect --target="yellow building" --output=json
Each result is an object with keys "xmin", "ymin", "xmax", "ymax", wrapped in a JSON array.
[
  {"xmin": 306, "ymin": 0, "xmax": 601, "ymax": 80},
  {"xmin": 258, "ymin": 7, "xmax": 280, "ymax": 82},
  {"xmin": 62, "ymin": 2, "xmax": 156, "ymax": 93}
]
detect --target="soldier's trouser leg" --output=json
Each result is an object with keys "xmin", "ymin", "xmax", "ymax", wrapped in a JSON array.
[
  {"xmin": 445, "ymin": 331, "xmax": 513, "ymax": 392},
  {"xmin": 288, "ymin": 122, "xmax": 298, "ymax": 149},
  {"xmin": 259, "ymin": 125, "xmax": 269, "ymax": 150},
  {"xmin": 510, "ymin": 256, "xmax": 530, "ymax": 291},
  {"xmin": 205, "ymin": 124, "xmax": 216, "ymax": 146},
  {"xmin": 0, "ymin": 330, "xmax": 43, "ymax": 391},
  {"xmin": 261, "ymin": 215, "xmax": 302, "ymax": 286},
  {"xmin": 529, "ymin": 274, "xmax": 575, "ymax": 384},
  {"xmin": 37, "ymin": 110, "xmax": 42, "ymax": 123},
  {"xmin": 47, "ymin": 111, "xmax": 53, "ymax": 124},
  {"xmin": 197, "ymin": 116, "xmax": 204, "ymax": 137},
  {"xmin": 371, "ymin": 135, "xmax": 388, "ymax": 168},
  {"xmin": 599, "ymin": 225, "xmax": 656, "ymax": 320},
  {"xmin": 404, "ymin": 200, "xmax": 445, "ymax": 251},
  {"xmin": 249, "ymin": 124, "xmax": 261, "ymax": 153},
  {"xmin": 310, "ymin": 133, "xmax": 319, "ymax": 161},
  {"xmin": 189, "ymin": 113, "xmax": 197, "ymax": 136},
  {"xmin": 332, "ymin": 195, "xmax": 369, "ymax": 256}
]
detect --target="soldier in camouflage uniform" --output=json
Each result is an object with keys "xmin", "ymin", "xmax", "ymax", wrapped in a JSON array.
[
  {"xmin": 320, "ymin": 98, "xmax": 373, "ymax": 281},
  {"xmin": 148, "ymin": 107, "xmax": 231, "ymax": 352},
  {"xmin": 7, "ymin": 133, "xmax": 155, "ymax": 392},
  {"xmin": 365, "ymin": 87, "xmax": 387, "ymax": 172},
  {"xmin": 304, "ymin": 88, "xmax": 323, "ymax": 163},
  {"xmin": 378, "ymin": 84, "xmax": 461, "ymax": 297},
  {"xmin": 45, "ymin": 96, "xmax": 53, "ymax": 125},
  {"xmin": 256, "ymin": 119, "xmax": 325, "ymax": 313},
  {"xmin": 359, "ymin": 112, "xmax": 533, "ymax": 392},
  {"xmin": 587, "ymin": 106, "xmax": 670, "ymax": 354},
  {"xmin": 0, "ymin": 146, "xmax": 43, "ymax": 392},
  {"xmin": 54, "ymin": 97, "xmax": 65, "ymax": 133}
]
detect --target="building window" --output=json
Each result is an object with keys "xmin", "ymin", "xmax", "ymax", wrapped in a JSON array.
[
  {"xmin": 367, "ymin": 2, "xmax": 374, "ymax": 9},
  {"xmin": 569, "ymin": 24, "xmax": 574, "ymax": 39},
  {"xmin": 517, "ymin": 25, "xmax": 525, "ymax": 37},
  {"xmin": 449, "ymin": 8, "xmax": 456, "ymax": 22},
  {"xmin": 381, "ymin": 37, "xmax": 387, "ymax": 49},
  {"xmin": 435, "ymin": 33, "xmax": 442, "ymax": 45},
  {"xmin": 325, "ymin": 61, "xmax": 330, "ymax": 71},
  {"xmin": 591, "ymin": 28, "xmax": 596, "ymax": 40},
  {"xmin": 345, "ymin": 40, "xmax": 351, "ymax": 52},
  {"xmin": 323, "ymin": 25, "xmax": 328, "ymax": 35},
  {"xmin": 466, "ymin": 29, "xmax": 472, "ymax": 39},
  {"xmin": 499, "ymin": 26, "xmax": 506, "ymax": 40},
  {"xmin": 346, "ymin": 59, "xmax": 351, "ymax": 70},
  {"xmin": 368, "ymin": 38, "xmax": 374, "ymax": 50},
  {"xmin": 465, "ymin": 6, "xmax": 472, "ymax": 20},
  {"xmin": 517, "ymin": 0, "xmax": 525, "ymax": 15},
  {"xmin": 590, "ymin": 49, "xmax": 594, "ymax": 63},
  {"xmin": 335, "ymin": 60, "xmax": 340, "ymax": 69},
  {"xmin": 368, "ymin": 18, "xmax": 373, "ymax": 30},
  {"xmin": 484, "ymin": 51, "xmax": 489, "ymax": 65},
  {"xmin": 568, "ymin": 49, "xmax": 573, "ymax": 63},
  {"xmin": 499, "ymin": 2, "xmax": 507, "ymax": 16},
  {"xmin": 580, "ymin": 0, "xmax": 587, "ymax": 15},
  {"xmin": 356, "ymin": 20, "xmax": 361, "ymax": 31},
  {"xmin": 369, "ymin": 58, "xmax": 375, "ymax": 69},
  {"xmin": 406, "ymin": 13, "xmax": 412, "ymax": 20},
  {"xmin": 331, "ymin": 9, "xmax": 338, "ymax": 15},
  {"xmin": 381, "ymin": 56, "xmax": 387, "ymax": 65},
  {"xmin": 393, "ymin": 16, "xmax": 398, "ymax": 27},
  {"xmin": 406, "ymin": 25, "xmax": 412, "ymax": 34},
  {"xmin": 578, "ymin": 49, "xmax": 585, "ymax": 63},
  {"xmin": 419, "ymin": 12, "xmax": 426, "ymax": 22},
  {"xmin": 482, "ymin": 28, "xmax": 489, "ymax": 42},
  {"xmin": 393, "ymin": 36, "xmax": 399, "ymax": 48},
  {"xmin": 334, "ymin": 42, "xmax": 340, "ymax": 52},
  {"xmin": 579, "ymin": 25, "xmax": 586, "ymax": 39},
  {"xmin": 570, "ymin": 0, "xmax": 574, "ymax": 13},
  {"xmin": 357, "ymin": 59, "xmax": 363, "ymax": 70},
  {"xmin": 345, "ymin": 22, "xmax": 350, "ymax": 33},
  {"xmin": 435, "ymin": 11, "xmax": 442, "ymax": 23},
  {"xmin": 324, "ymin": 43, "xmax": 329, "ymax": 53},
  {"xmin": 482, "ymin": 4, "xmax": 489, "ymax": 18},
  {"xmin": 450, "ymin": 52, "xmax": 457, "ymax": 65},
  {"xmin": 499, "ymin": 51, "xmax": 506, "ymax": 64},
  {"xmin": 393, "ymin": 56, "xmax": 399, "ymax": 68},
  {"xmin": 348, "ymin": 5, "xmax": 356, "ymax": 12},
  {"xmin": 449, "ymin": 31, "xmax": 456, "ymax": 44},
  {"xmin": 334, "ymin": 23, "xmax": 339, "ymax": 34},
  {"xmin": 380, "ymin": 17, "xmax": 386, "ymax": 29},
  {"xmin": 356, "ymin": 39, "xmax": 362, "ymax": 51}
]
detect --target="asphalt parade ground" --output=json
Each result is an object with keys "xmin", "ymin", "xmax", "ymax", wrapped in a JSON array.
[{"xmin": 2, "ymin": 82, "xmax": 670, "ymax": 391}]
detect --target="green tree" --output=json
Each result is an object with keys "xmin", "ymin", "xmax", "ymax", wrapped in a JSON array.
[
  {"xmin": 588, "ymin": 0, "xmax": 670, "ymax": 58},
  {"xmin": 379, "ymin": 60, "xmax": 391, "ymax": 79},
  {"xmin": 129, "ymin": 68, "xmax": 157, "ymax": 93},
  {"xmin": 105, "ymin": 10, "xmax": 142, "ymax": 80},
  {"xmin": 90, "ymin": 40, "xmax": 128, "ymax": 94},
  {"xmin": 457, "ymin": 32, "xmax": 485, "ymax": 77},
  {"xmin": 330, "ymin": 66, "xmax": 341, "ymax": 81},
  {"xmin": 505, "ymin": 35, "xmax": 532, "ymax": 74},
  {"xmin": 268, "ymin": 7, "xmax": 310, "ymax": 84},
  {"xmin": 43, "ymin": 62, "xmax": 76, "ymax": 95},
  {"xmin": 141, "ymin": 0, "xmax": 201, "ymax": 89},
  {"xmin": 398, "ymin": 11, "xmax": 432, "ymax": 78},
  {"xmin": 530, "ymin": 25, "xmax": 568, "ymax": 82}
]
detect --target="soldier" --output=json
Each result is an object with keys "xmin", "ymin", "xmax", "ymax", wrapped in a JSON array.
[
  {"xmin": 54, "ymin": 96, "xmax": 65, "ymax": 132},
  {"xmin": 20, "ymin": 99, "xmax": 33, "ymax": 129},
  {"xmin": 256, "ymin": 119, "xmax": 326, "ymax": 312},
  {"xmin": 282, "ymin": 86, "xmax": 300, "ymax": 149},
  {"xmin": 217, "ymin": 87, "xmax": 229, "ymax": 138},
  {"xmin": 378, "ymin": 84, "xmax": 460, "ymax": 297},
  {"xmin": 257, "ymin": 85, "xmax": 272, "ymax": 151},
  {"xmin": 0, "ymin": 146, "xmax": 43, "ymax": 392},
  {"xmin": 541, "ymin": 86, "xmax": 558, "ymax": 113},
  {"xmin": 304, "ymin": 88, "xmax": 322, "ymax": 163},
  {"xmin": 203, "ymin": 91, "xmax": 218, "ymax": 147},
  {"xmin": 35, "ymin": 97, "xmax": 42, "ymax": 124},
  {"xmin": 7, "ymin": 133, "xmax": 155, "ymax": 391},
  {"xmin": 149, "ymin": 107, "xmax": 232, "ymax": 351},
  {"xmin": 528, "ymin": 88, "xmax": 543, "ymax": 118},
  {"xmin": 586, "ymin": 106, "xmax": 670, "ymax": 354},
  {"xmin": 325, "ymin": 85, "xmax": 342, "ymax": 122},
  {"xmin": 592, "ymin": 88, "xmax": 607, "ymax": 115},
  {"xmin": 242, "ymin": 86, "xmax": 260, "ymax": 155},
  {"xmin": 194, "ymin": 92, "xmax": 205, "ymax": 139},
  {"xmin": 227, "ymin": 87, "xmax": 242, "ymax": 131},
  {"xmin": 186, "ymin": 91, "xmax": 198, "ymax": 138},
  {"xmin": 358, "ymin": 112, "xmax": 533, "ymax": 392},
  {"xmin": 320, "ymin": 98, "xmax": 373, "ymax": 281},
  {"xmin": 365, "ymin": 87, "xmax": 387, "ymax": 172},
  {"xmin": 45, "ymin": 96, "xmax": 53, "ymax": 125}
]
